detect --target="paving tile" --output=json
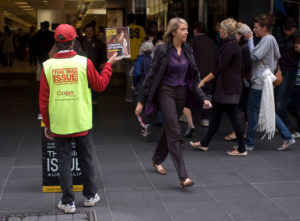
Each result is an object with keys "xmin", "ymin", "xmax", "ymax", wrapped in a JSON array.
[
  {"xmin": 206, "ymin": 184, "xmax": 267, "ymax": 201},
  {"xmin": 254, "ymin": 182, "xmax": 300, "ymax": 198},
  {"xmin": 186, "ymin": 160, "xmax": 232, "ymax": 173},
  {"xmin": 14, "ymin": 146, "xmax": 42, "ymax": 166},
  {"xmin": 281, "ymin": 168, "xmax": 300, "ymax": 181},
  {"xmin": 0, "ymin": 157, "xmax": 14, "ymax": 169},
  {"xmin": 0, "ymin": 169, "xmax": 9, "ymax": 178},
  {"xmin": 94, "ymin": 146, "xmax": 138, "ymax": 165},
  {"xmin": 4, "ymin": 178, "xmax": 42, "ymax": 194},
  {"xmin": 110, "ymin": 206, "xmax": 171, "ymax": 221},
  {"xmin": 237, "ymin": 169, "xmax": 295, "ymax": 183},
  {"xmin": 9, "ymin": 167, "xmax": 41, "ymax": 180},
  {"xmin": 0, "ymin": 192, "xmax": 53, "ymax": 212},
  {"xmin": 273, "ymin": 198, "xmax": 300, "ymax": 218},
  {"xmin": 108, "ymin": 190, "xmax": 172, "ymax": 220},
  {"xmin": 165, "ymin": 201, "xmax": 233, "ymax": 221},
  {"xmin": 102, "ymin": 173, "xmax": 152, "ymax": 190},
  {"xmin": 158, "ymin": 186, "xmax": 214, "ymax": 202},
  {"xmin": 107, "ymin": 189, "xmax": 162, "ymax": 209},
  {"xmin": 191, "ymin": 171, "xmax": 248, "ymax": 186},
  {"xmin": 219, "ymin": 155, "xmax": 274, "ymax": 171},
  {"xmin": 93, "ymin": 207, "xmax": 112, "ymax": 221},
  {"xmin": 221, "ymin": 198, "xmax": 289, "ymax": 221}
]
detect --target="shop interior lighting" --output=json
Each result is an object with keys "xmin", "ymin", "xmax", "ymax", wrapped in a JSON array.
[{"xmin": 14, "ymin": 2, "xmax": 28, "ymax": 5}]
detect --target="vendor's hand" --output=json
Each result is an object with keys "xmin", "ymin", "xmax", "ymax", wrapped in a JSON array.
[
  {"xmin": 202, "ymin": 100, "xmax": 212, "ymax": 109},
  {"xmin": 108, "ymin": 53, "xmax": 123, "ymax": 64},
  {"xmin": 131, "ymin": 85, "xmax": 135, "ymax": 90},
  {"xmin": 198, "ymin": 80, "xmax": 205, "ymax": 88},
  {"xmin": 135, "ymin": 102, "xmax": 143, "ymax": 116},
  {"xmin": 44, "ymin": 127, "xmax": 54, "ymax": 140}
]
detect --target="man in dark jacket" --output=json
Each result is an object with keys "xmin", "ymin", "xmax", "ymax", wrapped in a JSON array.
[
  {"xmin": 81, "ymin": 23, "xmax": 106, "ymax": 104},
  {"xmin": 35, "ymin": 21, "xmax": 54, "ymax": 64},
  {"xmin": 189, "ymin": 22, "xmax": 216, "ymax": 127},
  {"xmin": 276, "ymin": 17, "xmax": 299, "ymax": 128}
]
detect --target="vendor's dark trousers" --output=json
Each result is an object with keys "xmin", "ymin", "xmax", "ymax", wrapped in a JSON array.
[
  {"xmin": 201, "ymin": 102, "xmax": 246, "ymax": 153},
  {"xmin": 152, "ymin": 85, "xmax": 188, "ymax": 180},
  {"xmin": 54, "ymin": 133, "xmax": 97, "ymax": 204}
]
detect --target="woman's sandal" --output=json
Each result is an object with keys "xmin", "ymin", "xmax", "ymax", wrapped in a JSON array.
[
  {"xmin": 189, "ymin": 141, "xmax": 208, "ymax": 152},
  {"xmin": 227, "ymin": 149, "xmax": 247, "ymax": 157},
  {"xmin": 180, "ymin": 178, "xmax": 194, "ymax": 188}
]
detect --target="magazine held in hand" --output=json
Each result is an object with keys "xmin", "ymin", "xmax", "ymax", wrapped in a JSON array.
[{"xmin": 105, "ymin": 26, "xmax": 131, "ymax": 59}]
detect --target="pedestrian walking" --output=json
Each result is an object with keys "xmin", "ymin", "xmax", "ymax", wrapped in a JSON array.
[
  {"xmin": 224, "ymin": 23, "xmax": 252, "ymax": 142},
  {"xmin": 135, "ymin": 17, "xmax": 212, "ymax": 187},
  {"xmin": 189, "ymin": 18, "xmax": 247, "ymax": 156},
  {"xmin": 39, "ymin": 24, "xmax": 121, "ymax": 213},
  {"xmin": 244, "ymin": 13, "xmax": 295, "ymax": 151},
  {"xmin": 275, "ymin": 17, "xmax": 299, "ymax": 128}
]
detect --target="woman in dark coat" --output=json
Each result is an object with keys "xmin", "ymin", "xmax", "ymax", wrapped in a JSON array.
[
  {"xmin": 224, "ymin": 23, "xmax": 252, "ymax": 141},
  {"xmin": 190, "ymin": 18, "xmax": 247, "ymax": 156},
  {"xmin": 135, "ymin": 17, "xmax": 212, "ymax": 187}
]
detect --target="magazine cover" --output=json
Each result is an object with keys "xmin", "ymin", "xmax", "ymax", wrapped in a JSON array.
[{"xmin": 105, "ymin": 26, "xmax": 131, "ymax": 59}]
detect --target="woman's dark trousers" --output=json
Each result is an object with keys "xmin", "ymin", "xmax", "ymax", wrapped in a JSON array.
[
  {"xmin": 54, "ymin": 132, "xmax": 97, "ymax": 204},
  {"xmin": 201, "ymin": 102, "xmax": 246, "ymax": 153},
  {"xmin": 152, "ymin": 85, "xmax": 188, "ymax": 180}
]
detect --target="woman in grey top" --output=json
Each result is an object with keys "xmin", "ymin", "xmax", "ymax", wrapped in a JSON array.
[{"xmin": 245, "ymin": 13, "xmax": 295, "ymax": 151}]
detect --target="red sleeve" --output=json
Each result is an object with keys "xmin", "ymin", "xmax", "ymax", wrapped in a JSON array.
[
  {"xmin": 87, "ymin": 59, "xmax": 112, "ymax": 92},
  {"xmin": 39, "ymin": 69, "xmax": 50, "ymax": 128}
]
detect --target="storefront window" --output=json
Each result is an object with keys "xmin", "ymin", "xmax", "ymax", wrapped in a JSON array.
[{"xmin": 146, "ymin": 0, "xmax": 168, "ymax": 31}]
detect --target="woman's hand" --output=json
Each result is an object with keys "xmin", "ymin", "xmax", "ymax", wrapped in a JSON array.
[
  {"xmin": 245, "ymin": 32, "xmax": 253, "ymax": 40},
  {"xmin": 135, "ymin": 102, "xmax": 143, "ymax": 116},
  {"xmin": 198, "ymin": 80, "xmax": 205, "ymax": 88},
  {"xmin": 202, "ymin": 100, "xmax": 212, "ymax": 109},
  {"xmin": 108, "ymin": 53, "xmax": 123, "ymax": 64}
]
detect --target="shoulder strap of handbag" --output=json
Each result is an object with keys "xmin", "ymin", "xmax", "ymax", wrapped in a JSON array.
[{"xmin": 261, "ymin": 59, "xmax": 267, "ymax": 68}]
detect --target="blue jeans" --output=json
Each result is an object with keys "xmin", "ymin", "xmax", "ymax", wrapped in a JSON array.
[
  {"xmin": 245, "ymin": 89, "xmax": 262, "ymax": 147},
  {"xmin": 246, "ymin": 89, "xmax": 293, "ymax": 148},
  {"xmin": 275, "ymin": 69, "xmax": 297, "ymax": 128}
]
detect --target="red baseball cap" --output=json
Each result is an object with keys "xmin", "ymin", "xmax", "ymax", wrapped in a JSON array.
[{"xmin": 54, "ymin": 24, "xmax": 78, "ymax": 42}]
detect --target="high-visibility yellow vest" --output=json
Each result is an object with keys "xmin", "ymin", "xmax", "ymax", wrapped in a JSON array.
[{"xmin": 43, "ymin": 55, "xmax": 92, "ymax": 135}]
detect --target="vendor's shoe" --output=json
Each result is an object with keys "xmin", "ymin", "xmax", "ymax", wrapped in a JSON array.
[
  {"xmin": 277, "ymin": 138, "xmax": 295, "ymax": 151},
  {"xmin": 84, "ymin": 193, "xmax": 100, "ymax": 207},
  {"xmin": 152, "ymin": 161, "xmax": 167, "ymax": 175},
  {"xmin": 189, "ymin": 141, "xmax": 208, "ymax": 152},
  {"xmin": 180, "ymin": 178, "xmax": 194, "ymax": 188},
  {"xmin": 58, "ymin": 201, "xmax": 76, "ymax": 214}
]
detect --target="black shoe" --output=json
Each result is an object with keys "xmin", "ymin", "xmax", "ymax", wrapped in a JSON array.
[{"xmin": 184, "ymin": 126, "xmax": 194, "ymax": 137}]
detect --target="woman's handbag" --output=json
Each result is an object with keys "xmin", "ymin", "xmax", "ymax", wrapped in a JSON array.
[
  {"xmin": 261, "ymin": 60, "xmax": 283, "ymax": 86},
  {"xmin": 273, "ymin": 64, "xmax": 283, "ymax": 86}
]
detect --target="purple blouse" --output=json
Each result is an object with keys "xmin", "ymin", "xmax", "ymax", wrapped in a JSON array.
[{"xmin": 160, "ymin": 47, "xmax": 189, "ymax": 87}]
